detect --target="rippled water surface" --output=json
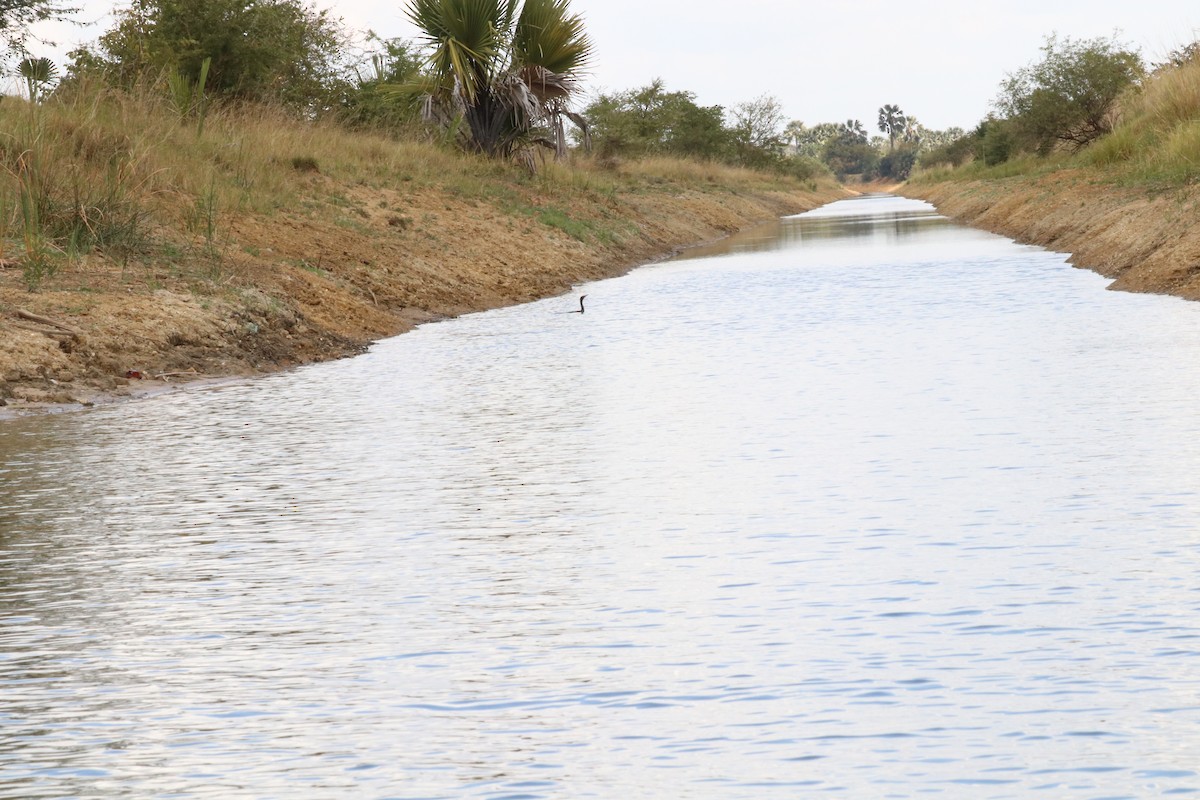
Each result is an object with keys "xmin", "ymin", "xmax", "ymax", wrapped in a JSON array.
[{"xmin": 4, "ymin": 196, "xmax": 1200, "ymax": 798}]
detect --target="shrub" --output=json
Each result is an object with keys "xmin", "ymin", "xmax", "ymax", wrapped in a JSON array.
[
  {"xmin": 878, "ymin": 146, "xmax": 918, "ymax": 180},
  {"xmin": 979, "ymin": 119, "xmax": 1015, "ymax": 165},
  {"xmin": 996, "ymin": 33, "xmax": 1144, "ymax": 153},
  {"xmin": 919, "ymin": 133, "xmax": 976, "ymax": 169},
  {"xmin": 584, "ymin": 80, "xmax": 734, "ymax": 161},
  {"xmin": 821, "ymin": 136, "xmax": 878, "ymax": 179},
  {"xmin": 338, "ymin": 35, "xmax": 426, "ymax": 133},
  {"xmin": 67, "ymin": 0, "xmax": 351, "ymax": 113}
]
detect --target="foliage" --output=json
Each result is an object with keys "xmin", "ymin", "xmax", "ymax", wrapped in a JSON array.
[
  {"xmin": 1151, "ymin": 41, "xmax": 1200, "ymax": 74},
  {"xmin": 918, "ymin": 126, "xmax": 965, "ymax": 152},
  {"xmin": 877, "ymin": 145, "xmax": 918, "ymax": 180},
  {"xmin": 785, "ymin": 114, "xmax": 965, "ymax": 180},
  {"xmin": 976, "ymin": 117, "xmax": 1015, "ymax": 165},
  {"xmin": 405, "ymin": 0, "xmax": 593, "ymax": 162},
  {"xmin": 582, "ymin": 82, "xmax": 823, "ymax": 179},
  {"xmin": 584, "ymin": 79, "xmax": 733, "ymax": 160},
  {"xmin": 821, "ymin": 122, "xmax": 876, "ymax": 179},
  {"xmin": 731, "ymin": 94, "xmax": 786, "ymax": 155},
  {"xmin": 166, "ymin": 56, "xmax": 211, "ymax": 135},
  {"xmin": 17, "ymin": 55, "xmax": 58, "ymax": 102},
  {"xmin": 784, "ymin": 120, "xmax": 805, "ymax": 148},
  {"xmin": 339, "ymin": 34, "xmax": 426, "ymax": 131},
  {"xmin": 837, "ymin": 118, "xmax": 868, "ymax": 143},
  {"xmin": 69, "ymin": 0, "xmax": 351, "ymax": 112},
  {"xmin": 787, "ymin": 121, "xmax": 841, "ymax": 158},
  {"xmin": 0, "ymin": 0, "xmax": 75, "ymax": 53},
  {"xmin": 917, "ymin": 39, "xmax": 1200, "ymax": 186},
  {"xmin": 1132, "ymin": 40, "xmax": 1200, "ymax": 131},
  {"xmin": 821, "ymin": 140, "xmax": 877, "ymax": 179},
  {"xmin": 995, "ymin": 33, "xmax": 1144, "ymax": 153},
  {"xmin": 0, "ymin": 68, "xmax": 838, "ymax": 298},
  {"xmin": 1082, "ymin": 44, "xmax": 1200, "ymax": 183},
  {"xmin": 917, "ymin": 130, "xmax": 977, "ymax": 169},
  {"xmin": 877, "ymin": 104, "xmax": 906, "ymax": 151}
]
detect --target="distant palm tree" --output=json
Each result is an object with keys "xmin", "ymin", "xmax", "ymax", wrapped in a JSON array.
[
  {"xmin": 17, "ymin": 56, "xmax": 57, "ymax": 103},
  {"xmin": 877, "ymin": 104, "xmax": 907, "ymax": 151},
  {"xmin": 838, "ymin": 118, "xmax": 868, "ymax": 143},
  {"xmin": 902, "ymin": 115, "xmax": 924, "ymax": 147},
  {"xmin": 405, "ymin": 0, "xmax": 592, "ymax": 164}
]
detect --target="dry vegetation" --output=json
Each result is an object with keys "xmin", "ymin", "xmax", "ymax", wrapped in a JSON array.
[
  {"xmin": 0, "ymin": 81, "xmax": 845, "ymax": 412},
  {"xmin": 1083, "ymin": 54, "xmax": 1200, "ymax": 183},
  {"xmin": 913, "ymin": 51, "xmax": 1200, "ymax": 188}
]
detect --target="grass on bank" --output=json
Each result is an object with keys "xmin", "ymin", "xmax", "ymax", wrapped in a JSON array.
[
  {"xmin": 911, "ymin": 54, "xmax": 1200, "ymax": 187},
  {"xmin": 0, "ymin": 77, "xmax": 833, "ymax": 292},
  {"xmin": 1084, "ymin": 55, "xmax": 1200, "ymax": 184}
]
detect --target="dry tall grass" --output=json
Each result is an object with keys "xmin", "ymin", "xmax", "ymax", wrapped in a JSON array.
[
  {"xmin": 0, "ymin": 79, "xmax": 834, "ymax": 291},
  {"xmin": 1085, "ymin": 54, "xmax": 1200, "ymax": 182}
]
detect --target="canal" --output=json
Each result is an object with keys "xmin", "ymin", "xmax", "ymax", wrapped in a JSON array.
[{"xmin": 3, "ymin": 195, "xmax": 1200, "ymax": 798}]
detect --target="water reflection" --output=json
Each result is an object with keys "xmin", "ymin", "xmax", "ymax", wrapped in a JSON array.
[
  {"xmin": 3, "ymin": 196, "xmax": 1200, "ymax": 798},
  {"xmin": 681, "ymin": 193, "xmax": 960, "ymax": 259}
]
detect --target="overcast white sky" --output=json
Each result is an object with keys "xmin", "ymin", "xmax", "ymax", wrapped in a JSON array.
[{"xmin": 26, "ymin": 0, "xmax": 1200, "ymax": 131}]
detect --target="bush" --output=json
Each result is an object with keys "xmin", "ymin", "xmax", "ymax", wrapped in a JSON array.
[
  {"xmin": 821, "ymin": 135, "xmax": 878, "ymax": 179},
  {"xmin": 0, "ymin": 0, "xmax": 73, "ymax": 54},
  {"xmin": 878, "ymin": 146, "xmax": 918, "ymax": 180},
  {"xmin": 584, "ymin": 80, "xmax": 734, "ymax": 161},
  {"xmin": 979, "ymin": 118, "xmax": 1015, "ymax": 165},
  {"xmin": 919, "ymin": 134, "xmax": 976, "ymax": 169},
  {"xmin": 338, "ymin": 35, "xmax": 425, "ymax": 132},
  {"xmin": 996, "ymin": 33, "xmax": 1144, "ymax": 153},
  {"xmin": 68, "ymin": 0, "xmax": 351, "ymax": 113},
  {"xmin": 779, "ymin": 154, "xmax": 829, "ymax": 182}
]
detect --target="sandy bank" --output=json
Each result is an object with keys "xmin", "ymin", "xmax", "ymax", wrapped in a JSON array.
[
  {"xmin": 901, "ymin": 171, "xmax": 1200, "ymax": 301},
  {"xmin": 0, "ymin": 172, "xmax": 848, "ymax": 416}
]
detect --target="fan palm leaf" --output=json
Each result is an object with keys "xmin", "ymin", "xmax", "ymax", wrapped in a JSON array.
[
  {"xmin": 406, "ymin": 0, "xmax": 519, "ymax": 102},
  {"xmin": 404, "ymin": 0, "xmax": 591, "ymax": 162},
  {"xmin": 512, "ymin": 0, "xmax": 592, "ymax": 76},
  {"xmin": 18, "ymin": 56, "xmax": 58, "ymax": 84},
  {"xmin": 18, "ymin": 56, "xmax": 59, "ymax": 103}
]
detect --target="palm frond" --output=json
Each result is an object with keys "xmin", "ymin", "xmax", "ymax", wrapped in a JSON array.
[
  {"xmin": 512, "ymin": 0, "xmax": 592, "ymax": 77},
  {"xmin": 406, "ymin": 0, "xmax": 512, "ymax": 102},
  {"xmin": 18, "ymin": 57, "xmax": 58, "ymax": 84},
  {"xmin": 517, "ymin": 64, "xmax": 572, "ymax": 103},
  {"xmin": 495, "ymin": 71, "xmax": 541, "ymax": 125},
  {"xmin": 403, "ymin": 0, "xmax": 590, "ymax": 163}
]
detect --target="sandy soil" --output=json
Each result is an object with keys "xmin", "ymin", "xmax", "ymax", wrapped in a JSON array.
[
  {"xmin": 0, "ymin": 177, "xmax": 848, "ymax": 415},
  {"xmin": 902, "ymin": 172, "xmax": 1200, "ymax": 300}
]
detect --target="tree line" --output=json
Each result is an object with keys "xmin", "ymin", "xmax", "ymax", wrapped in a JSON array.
[
  {"xmin": 3, "ymin": 0, "xmax": 965, "ymax": 182},
  {"xmin": 8, "ymin": 0, "xmax": 1177, "ymax": 180}
]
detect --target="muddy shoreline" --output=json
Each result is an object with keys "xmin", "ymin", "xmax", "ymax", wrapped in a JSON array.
[
  {"xmin": 901, "ymin": 172, "xmax": 1200, "ymax": 301},
  {"xmin": 1, "ymin": 180, "xmax": 849, "ymax": 418}
]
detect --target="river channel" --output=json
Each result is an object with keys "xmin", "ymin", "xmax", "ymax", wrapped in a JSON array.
[{"xmin": 3, "ymin": 195, "xmax": 1200, "ymax": 798}]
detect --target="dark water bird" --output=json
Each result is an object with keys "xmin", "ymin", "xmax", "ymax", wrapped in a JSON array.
[{"xmin": 573, "ymin": 295, "xmax": 587, "ymax": 313}]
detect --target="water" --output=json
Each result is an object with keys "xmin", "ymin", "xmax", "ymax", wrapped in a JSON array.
[{"xmin": 3, "ymin": 195, "xmax": 1200, "ymax": 798}]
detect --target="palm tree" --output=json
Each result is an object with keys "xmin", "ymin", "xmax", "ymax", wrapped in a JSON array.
[
  {"xmin": 902, "ymin": 115, "xmax": 924, "ymax": 147},
  {"xmin": 877, "ymin": 104, "xmax": 907, "ymax": 151},
  {"xmin": 838, "ymin": 118, "xmax": 868, "ymax": 143},
  {"xmin": 17, "ymin": 56, "xmax": 57, "ymax": 103},
  {"xmin": 405, "ymin": 0, "xmax": 592, "ymax": 163}
]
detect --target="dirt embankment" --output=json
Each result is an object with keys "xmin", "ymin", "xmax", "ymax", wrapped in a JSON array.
[
  {"xmin": 901, "ymin": 171, "xmax": 1200, "ymax": 299},
  {"xmin": 0, "ymin": 176, "xmax": 848, "ymax": 414}
]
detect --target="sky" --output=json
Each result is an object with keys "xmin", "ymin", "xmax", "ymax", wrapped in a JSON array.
[{"xmin": 23, "ymin": 0, "xmax": 1200, "ymax": 132}]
